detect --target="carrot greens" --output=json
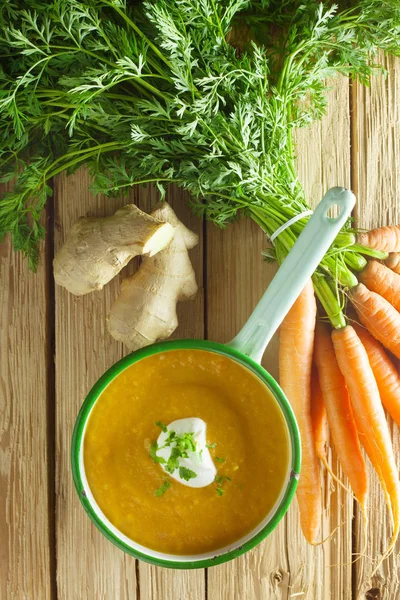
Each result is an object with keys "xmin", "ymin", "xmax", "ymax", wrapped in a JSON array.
[{"xmin": 1, "ymin": 0, "xmax": 400, "ymax": 325}]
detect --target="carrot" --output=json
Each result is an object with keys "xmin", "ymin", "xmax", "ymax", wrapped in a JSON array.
[
  {"xmin": 359, "ymin": 260, "xmax": 400, "ymax": 312},
  {"xmin": 314, "ymin": 323, "xmax": 368, "ymax": 509},
  {"xmin": 357, "ymin": 225, "xmax": 400, "ymax": 253},
  {"xmin": 350, "ymin": 283, "xmax": 400, "ymax": 359},
  {"xmin": 279, "ymin": 280, "xmax": 320, "ymax": 544},
  {"xmin": 310, "ymin": 365, "xmax": 328, "ymax": 461},
  {"xmin": 354, "ymin": 324, "xmax": 400, "ymax": 427},
  {"xmin": 386, "ymin": 253, "xmax": 400, "ymax": 275},
  {"xmin": 332, "ymin": 325, "xmax": 400, "ymax": 562}
]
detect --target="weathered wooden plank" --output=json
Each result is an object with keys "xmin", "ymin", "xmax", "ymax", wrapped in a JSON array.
[
  {"xmin": 206, "ymin": 216, "xmax": 288, "ymax": 600},
  {"xmin": 54, "ymin": 170, "xmax": 138, "ymax": 599},
  {"xmin": 139, "ymin": 566, "xmax": 205, "ymax": 600},
  {"xmin": 206, "ymin": 78, "xmax": 352, "ymax": 599},
  {"xmin": 136, "ymin": 185, "xmax": 206, "ymax": 600},
  {"xmin": 285, "ymin": 78, "xmax": 353, "ymax": 600},
  {"xmin": 0, "ymin": 209, "xmax": 53, "ymax": 597},
  {"xmin": 54, "ymin": 171, "xmax": 205, "ymax": 599},
  {"xmin": 352, "ymin": 55, "xmax": 400, "ymax": 600}
]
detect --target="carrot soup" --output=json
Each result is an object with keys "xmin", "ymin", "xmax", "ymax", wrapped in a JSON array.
[{"xmin": 84, "ymin": 349, "xmax": 290, "ymax": 555}]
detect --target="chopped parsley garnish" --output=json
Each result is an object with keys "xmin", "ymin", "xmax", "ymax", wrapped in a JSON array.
[
  {"xmin": 179, "ymin": 467, "xmax": 197, "ymax": 481},
  {"xmin": 165, "ymin": 430, "xmax": 176, "ymax": 445},
  {"xmin": 165, "ymin": 446, "xmax": 181, "ymax": 474},
  {"xmin": 149, "ymin": 440, "xmax": 166, "ymax": 464},
  {"xmin": 149, "ymin": 424, "xmax": 200, "ymax": 484},
  {"xmin": 154, "ymin": 479, "xmax": 171, "ymax": 497},
  {"xmin": 150, "ymin": 423, "xmax": 230, "ymax": 495},
  {"xmin": 176, "ymin": 432, "xmax": 197, "ymax": 454},
  {"xmin": 215, "ymin": 475, "xmax": 231, "ymax": 485},
  {"xmin": 155, "ymin": 421, "xmax": 168, "ymax": 433},
  {"xmin": 215, "ymin": 474, "xmax": 231, "ymax": 497}
]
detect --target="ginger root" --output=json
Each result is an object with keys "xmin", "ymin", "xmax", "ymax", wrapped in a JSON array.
[
  {"xmin": 53, "ymin": 204, "xmax": 174, "ymax": 295},
  {"xmin": 107, "ymin": 203, "xmax": 198, "ymax": 350}
]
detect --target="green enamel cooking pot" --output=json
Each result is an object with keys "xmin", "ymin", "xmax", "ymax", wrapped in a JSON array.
[{"xmin": 71, "ymin": 187, "xmax": 355, "ymax": 569}]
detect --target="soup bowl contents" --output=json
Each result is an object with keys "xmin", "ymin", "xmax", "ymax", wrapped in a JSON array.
[{"xmin": 73, "ymin": 341, "xmax": 300, "ymax": 567}]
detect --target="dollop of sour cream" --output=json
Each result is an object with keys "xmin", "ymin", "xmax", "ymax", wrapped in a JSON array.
[{"xmin": 156, "ymin": 417, "xmax": 217, "ymax": 488}]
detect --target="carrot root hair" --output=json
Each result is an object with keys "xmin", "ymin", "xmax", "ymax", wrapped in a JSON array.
[
  {"xmin": 309, "ymin": 521, "xmax": 345, "ymax": 546},
  {"xmin": 319, "ymin": 456, "xmax": 354, "ymax": 498}
]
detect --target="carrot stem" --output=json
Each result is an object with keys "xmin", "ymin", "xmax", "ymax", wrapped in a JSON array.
[
  {"xmin": 352, "ymin": 243, "xmax": 389, "ymax": 260},
  {"xmin": 312, "ymin": 276, "xmax": 346, "ymax": 329},
  {"xmin": 343, "ymin": 252, "xmax": 367, "ymax": 272}
]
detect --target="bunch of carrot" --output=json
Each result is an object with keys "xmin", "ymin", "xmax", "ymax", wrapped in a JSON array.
[{"xmin": 279, "ymin": 224, "xmax": 400, "ymax": 565}]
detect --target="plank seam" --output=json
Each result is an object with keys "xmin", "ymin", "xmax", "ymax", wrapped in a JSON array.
[
  {"xmin": 202, "ymin": 210, "xmax": 208, "ymax": 599},
  {"xmin": 135, "ymin": 559, "xmax": 141, "ymax": 600},
  {"xmin": 45, "ymin": 182, "xmax": 58, "ymax": 600},
  {"xmin": 349, "ymin": 74, "xmax": 358, "ymax": 600}
]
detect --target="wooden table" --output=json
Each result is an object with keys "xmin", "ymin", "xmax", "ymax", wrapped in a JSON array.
[{"xmin": 1, "ymin": 57, "xmax": 399, "ymax": 600}]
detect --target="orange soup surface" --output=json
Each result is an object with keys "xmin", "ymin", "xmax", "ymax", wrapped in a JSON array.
[{"xmin": 84, "ymin": 349, "xmax": 290, "ymax": 555}]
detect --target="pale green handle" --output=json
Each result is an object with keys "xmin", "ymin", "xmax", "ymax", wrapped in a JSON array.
[{"xmin": 227, "ymin": 187, "xmax": 356, "ymax": 363}]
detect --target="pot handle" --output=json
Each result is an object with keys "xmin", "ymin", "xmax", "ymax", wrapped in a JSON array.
[{"xmin": 227, "ymin": 187, "xmax": 355, "ymax": 363}]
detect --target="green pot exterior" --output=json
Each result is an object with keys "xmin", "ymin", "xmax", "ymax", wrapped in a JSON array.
[{"xmin": 71, "ymin": 339, "xmax": 301, "ymax": 569}]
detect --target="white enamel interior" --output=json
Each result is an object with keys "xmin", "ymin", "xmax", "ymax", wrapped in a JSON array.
[{"xmin": 79, "ymin": 373, "xmax": 293, "ymax": 563}]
